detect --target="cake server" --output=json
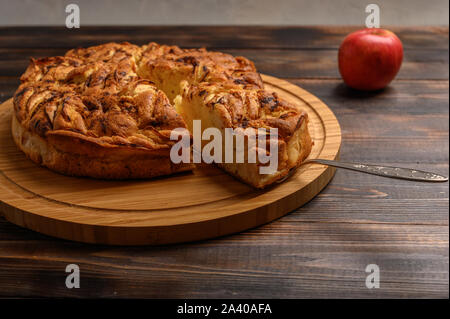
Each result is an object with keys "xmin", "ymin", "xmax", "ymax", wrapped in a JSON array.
[{"xmin": 302, "ymin": 159, "xmax": 448, "ymax": 182}]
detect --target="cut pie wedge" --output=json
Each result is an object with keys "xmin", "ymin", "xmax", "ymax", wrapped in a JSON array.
[{"xmin": 174, "ymin": 81, "xmax": 313, "ymax": 188}]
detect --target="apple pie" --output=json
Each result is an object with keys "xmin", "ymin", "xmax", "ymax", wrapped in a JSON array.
[{"xmin": 12, "ymin": 42, "xmax": 312, "ymax": 187}]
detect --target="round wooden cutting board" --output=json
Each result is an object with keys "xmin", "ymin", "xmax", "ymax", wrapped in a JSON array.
[{"xmin": 0, "ymin": 75, "xmax": 341, "ymax": 245}]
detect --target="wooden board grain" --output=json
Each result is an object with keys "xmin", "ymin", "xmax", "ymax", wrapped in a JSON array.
[{"xmin": 0, "ymin": 74, "xmax": 341, "ymax": 245}]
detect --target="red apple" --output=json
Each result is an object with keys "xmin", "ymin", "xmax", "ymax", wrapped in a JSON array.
[{"xmin": 338, "ymin": 28, "xmax": 403, "ymax": 91}]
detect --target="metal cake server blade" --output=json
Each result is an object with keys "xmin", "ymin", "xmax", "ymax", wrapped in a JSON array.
[
  {"xmin": 302, "ymin": 159, "xmax": 448, "ymax": 182},
  {"xmin": 277, "ymin": 159, "xmax": 448, "ymax": 183}
]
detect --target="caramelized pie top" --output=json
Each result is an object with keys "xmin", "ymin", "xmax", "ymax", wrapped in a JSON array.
[{"xmin": 14, "ymin": 42, "xmax": 262, "ymax": 152}]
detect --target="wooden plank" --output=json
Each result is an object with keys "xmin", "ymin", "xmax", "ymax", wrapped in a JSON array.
[
  {"xmin": 0, "ymin": 26, "xmax": 447, "ymax": 50},
  {"xmin": 0, "ymin": 223, "xmax": 447, "ymax": 298},
  {"xmin": 292, "ymin": 79, "xmax": 449, "ymax": 114},
  {"xmin": 1, "ymin": 48, "xmax": 448, "ymax": 80},
  {"xmin": 0, "ymin": 77, "xmax": 19, "ymax": 102},
  {"xmin": 291, "ymin": 79, "xmax": 449, "ymax": 166},
  {"xmin": 230, "ymin": 49, "xmax": 449, "ymax": 80},
  {"xmin": 288, "ymin": 165, "xmax": 449, "ymax": 225}
]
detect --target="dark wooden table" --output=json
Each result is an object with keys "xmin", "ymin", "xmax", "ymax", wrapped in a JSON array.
[{"xmin": 0, "ymin": 26, "xmax": 448, "ymax": 298}]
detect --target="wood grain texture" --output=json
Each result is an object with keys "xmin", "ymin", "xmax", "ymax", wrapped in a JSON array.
[
  {"xmin": 1, "ymin": 48, "xmax": 448, "ymax": 80},
  {"xmin": 0, "ymin": 26, "xmax": 447, "ymax": 298},
  {"xmin": 0, "ymin": 75, "xmax": 341, "ymax": 245}
]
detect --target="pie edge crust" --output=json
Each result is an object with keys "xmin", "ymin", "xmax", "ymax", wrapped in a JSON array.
[{"xmin": 11, "ymin": 113, "xmax": 194, "ymax": 179}]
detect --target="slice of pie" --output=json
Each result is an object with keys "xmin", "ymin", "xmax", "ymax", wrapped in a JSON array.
[{"xmin": 174, "ymin": 81, "xmax": 312, "ymax": 188}]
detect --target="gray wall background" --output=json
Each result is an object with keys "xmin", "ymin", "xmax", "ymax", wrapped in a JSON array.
[{"xmin": 0, "ymin": 0, "xmax": 448, "ymax": 26}]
